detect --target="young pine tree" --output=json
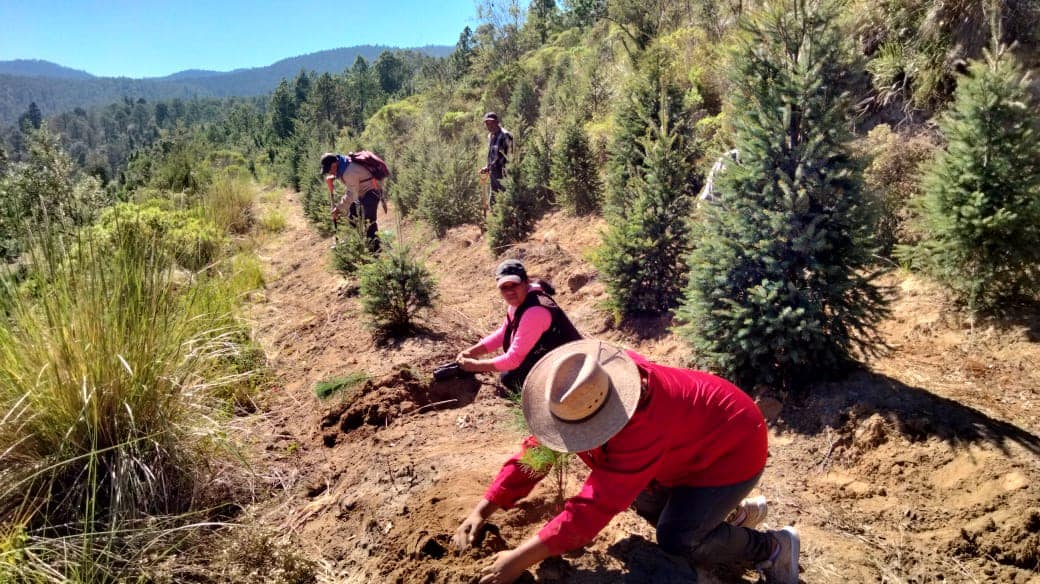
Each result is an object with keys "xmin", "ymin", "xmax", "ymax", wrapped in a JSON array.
[
  {"xmin": 597, "ymin": 119, "xmax": 694, "ymax": 318},
  {"xmin": 549, "ymin": 121, "xmax": 600, "ymax": 215},
  {"xmin": 359, "ymin": 239, "xmax": 437, "ymax": 335},
  {"xmin": 606, "ymin": 53, "xmax": 687, "ymax": 215},
  {"xmin": 488, "ymin": 135, "xmax": 540, "ymax": 252},
  {"xmin": 676, "ymin": 0, "xmax": 887, "ymax": 392},
  {"xmin": 898, "ymin": 49, "xmax": 1040, "ymax": 312}
]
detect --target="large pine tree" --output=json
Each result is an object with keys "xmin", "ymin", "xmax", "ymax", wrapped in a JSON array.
[
  {"xmin": 899, "ymin": 48, "xmax": 1040, "ymax": 311},
  {"xmin": 676, "ymin": 0, "xmax": 887, "ymax": 391}
]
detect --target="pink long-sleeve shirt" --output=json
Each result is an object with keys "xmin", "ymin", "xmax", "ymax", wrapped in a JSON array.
[
  {"xmin": 482, "ymin": 350, "xmax": 769, "ymax": 556},
  {"xmin": 478, "ymin": 284, "xmax": 552, "ymax": 372}
]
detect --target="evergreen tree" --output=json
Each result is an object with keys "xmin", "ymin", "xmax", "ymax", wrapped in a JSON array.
[
  {"xmin": 267, "ymin": 80, "xmax": 296, "ymax": 141},
  {"xmin": 607, "ymin": 53, "xmax": 687, "ymax": 215},
  {"xmin": 488, "ymin": 133, "xmax": 540, "ymax": 252},
  {"xmin": 450, "ymin": 27, "xmax": 476, "ymax": 80},
  {"xmin": 676, "ymin": 0, "xmax": 887, "ymax": 392},
  {"xmin": 899, "ymin": 48, "xmax": 1040, "ymax": 311},
  {"xmin": 509, "ymin": 77, "xmax": 540, "ymax": 129},
  {"xmin": 19, "ymin": 102, "xmax": 43, "ymax": 133},
  {"xmin": 293, "ymin": 69, "xmax": 312, "ymax": 107},
  {"xmin": 305, "ymin": 73, "xmax": 344, "ymax": 147},
  {"xmin": 597, "ymin": 118, "xmax": 694, "ymax": 317},
  {"xmin": 549, "ymin": 121, "xmax": 600, "ymax": 215},
  {"xmin": 521, "ymin": 128, "xmax": 553, "ymax": 206},
  {"xmin": 375, "ymin": 51, "xmax": 408, "ymax": 96}
]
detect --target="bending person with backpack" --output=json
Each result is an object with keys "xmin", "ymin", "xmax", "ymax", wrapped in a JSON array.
[
  {"xmin": 321, "ymin": 151, "xmax": 389, "ymax": 251},
  {"xmin": 456, "ymin": 260, "xmax": 581, "ymax": 393}
]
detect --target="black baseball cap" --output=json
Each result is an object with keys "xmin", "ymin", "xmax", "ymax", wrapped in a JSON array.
[
  {"xmin": 495, "ymin": 259, "xmax": 526, "ymax": 287},
  {"xmin": 483, "ymin": 112, "xmax": 499, "ymax": 121}
]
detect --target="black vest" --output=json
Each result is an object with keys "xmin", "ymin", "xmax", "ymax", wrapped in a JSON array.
[{"xmin": 503, "ymin": 289, "xmax": 582, "ymax": 384}]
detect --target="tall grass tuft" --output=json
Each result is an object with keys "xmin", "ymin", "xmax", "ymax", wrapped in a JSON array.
[
  {"xmin": 0, "ymin": 224, "xmax": 237, "ymax": 564},
  {"xmin": 203, "ymin": 176, "xmax": 256, "ymax": 235}
]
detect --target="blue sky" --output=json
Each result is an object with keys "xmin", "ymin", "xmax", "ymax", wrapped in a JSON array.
[{"xmin": 0, "ymin": 0, "xmax": 482, "ymax": 78}]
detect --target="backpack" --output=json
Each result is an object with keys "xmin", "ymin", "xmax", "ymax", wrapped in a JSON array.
[{"xmin": 347, "ymin": 151, "xmax": 390, "ymax": 180}]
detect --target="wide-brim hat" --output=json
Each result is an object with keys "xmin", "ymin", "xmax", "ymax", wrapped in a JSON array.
[{"xmin": 521, "ymin": 339, "xmax": 642, "ymax": 453}]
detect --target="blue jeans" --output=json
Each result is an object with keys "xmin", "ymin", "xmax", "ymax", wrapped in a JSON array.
[{"xmin": 631, "ymin": 472, "xmax": 773, "ymax": 565}]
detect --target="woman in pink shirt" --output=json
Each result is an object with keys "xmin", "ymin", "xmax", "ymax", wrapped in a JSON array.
[
  {"xmin": 453, "ymin": 340, "xmax": 800, "ymax": 584},
  {"xmin": 456, "ymin": 259, "xmax": 581, "ymax": 392}
]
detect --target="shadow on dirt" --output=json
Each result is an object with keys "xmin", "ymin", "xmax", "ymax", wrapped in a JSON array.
[
  {"xmin": 527, "ymin": 535, "xmax": 701, "ymax": 583},
  {"xmin": 782, "ymin": 370, "xmax": 1040, "ymax": 456}
]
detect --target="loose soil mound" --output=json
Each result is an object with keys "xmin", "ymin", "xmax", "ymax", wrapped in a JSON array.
[{"xmin": 320, "ymin": 367, "xmax": 480, "ymax": 446}]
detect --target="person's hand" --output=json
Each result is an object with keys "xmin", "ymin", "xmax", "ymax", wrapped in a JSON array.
[
  {"xmin": 453, "ymin": 512, "xmax": 485, "ymax": 550},
  {"xmin": 458, "ymin": 358, "xmax": 483, "ymax": 373},
  {"xmin": 479, "ymin": 166, "xmax": 490, "ymax": 175},
  {"xmin": 478, "ymin": 550, "xmax": 528, "ymax": 584}
]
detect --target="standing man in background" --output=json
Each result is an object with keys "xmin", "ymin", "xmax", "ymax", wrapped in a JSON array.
[{"xmin": 479, "ymin": 112, "xmax": 512, "ymax": 208}]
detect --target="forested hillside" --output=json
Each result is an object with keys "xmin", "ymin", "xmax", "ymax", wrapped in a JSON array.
[
  {"xmin": 0, "ymin": 45, "xmax": 451, "ymax": 125},
  {"xmin": 1, "ymin": 1, "xmax": 1039, "ymax": 582}
]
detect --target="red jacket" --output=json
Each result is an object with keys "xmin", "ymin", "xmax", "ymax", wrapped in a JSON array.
[{"xmin": 483, "ymin": 351, "xmax": 768, "ymax": 555}]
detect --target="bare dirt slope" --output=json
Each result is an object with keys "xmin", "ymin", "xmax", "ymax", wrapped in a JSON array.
[{"xmin": 243, "ymin": 190, "xmax": 1040, "ymax": 583}]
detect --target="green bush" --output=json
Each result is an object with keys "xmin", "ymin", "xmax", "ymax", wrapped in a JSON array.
[
  {"xmin": 549, "ymin": 121, "xmax": 600, "ymax": 215},
  {"xmin": 858, "ymin": 125, "xmax": 937, "ymax": 256},
  {"xmin": 359, "ymin": 240, "xmax": 437, "ymax": 334},
  {"xmin": 897, "ymin": 49, "xmax": 1040, "ymax": 311},
  {"xmin": 487, "ymin": 135, "xmax": 542, "ymax": 252},
  {"xmin": 93, "ymin": 202, "xmax": 226, "ymax": 272},
  {"xmin": 169, "ymin": 216, "xmax": 225, "ymax": 271},
  {"xmin": 332, "ymin": 219, "xmax": 377, "ymax": 276},
  {"xmin": 597, "ymin": 122, "xmax": 694, "ymax": 318},
  {"xmin": 416, "ymin": 144, "xmax": 482, "ymax": 236},
  {"xmin": 260, "ymin": 209, "xmax": 288, "ymax": 233}
]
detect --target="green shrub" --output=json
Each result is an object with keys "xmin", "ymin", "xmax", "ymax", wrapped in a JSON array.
[
  {"xmin": 416, "ymin": 144, "xmax": 482, "ymax": 236},
  {"xmin": 897, "ymin": 49, "xmax": 1040, "ymax": 311},
  {"xmin": 332, "ymin": 220, "xmax": 376, "ymax": 276},
  {"xmin": 359, "ymin": 241, "xmax": 436, "ymax": 334},
  {"xmin": 858, "ymin": 125, "xmax": 937, "ymax": 256},
  {"xmin": 597, "ymin": 122, "xmax": 694, "ymax": 318},
  {"xmin": 487, "ymin": 137, "xmax": 541, "ymax": 252},
  {"xmin": 92, "ymin": 201, "xmax": 227, "ymax": 272},
  {"xmin": 549, "ymin": 121, "xmax": 600, "ymax": 215},
  {"xmin": 168, "ymin": 216, "xmax": 225, "ymax": 271}
]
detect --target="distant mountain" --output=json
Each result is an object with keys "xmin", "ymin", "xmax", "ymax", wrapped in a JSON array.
[
  {"xmin": 0, "ymin": 59, "xmax": 95, "ymax": 80},
  {"xmin": 159, "ymin": 69, "xmax": 225, "ymax": 81},
  {"xmin": 0, "ymin": 45, "xmax": 452, "ymax": 125}
]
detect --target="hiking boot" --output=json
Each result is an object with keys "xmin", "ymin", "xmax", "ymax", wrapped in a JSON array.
[
  {"xmin": 757, "ymin": 527, "xmax": 800, "ymax": 584},
  {"xmin": 729, "ymin": 495, "xmax": 769, "ymax": 529}
]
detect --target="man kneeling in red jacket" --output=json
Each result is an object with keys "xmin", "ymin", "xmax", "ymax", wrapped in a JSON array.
[{"xmin": 453, "ymin": 339, "xmax": 800, "ymax": 584}]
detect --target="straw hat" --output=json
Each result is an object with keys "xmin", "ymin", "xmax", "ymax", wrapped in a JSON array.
[{"xmin": 521, "ymin": 339, "xmax": 642, "ymax": 453}]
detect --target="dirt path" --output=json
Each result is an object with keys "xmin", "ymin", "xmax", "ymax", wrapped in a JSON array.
[{"xmin": 242, "ymin": 189, "xmax": 1040, "ymax": 583}]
